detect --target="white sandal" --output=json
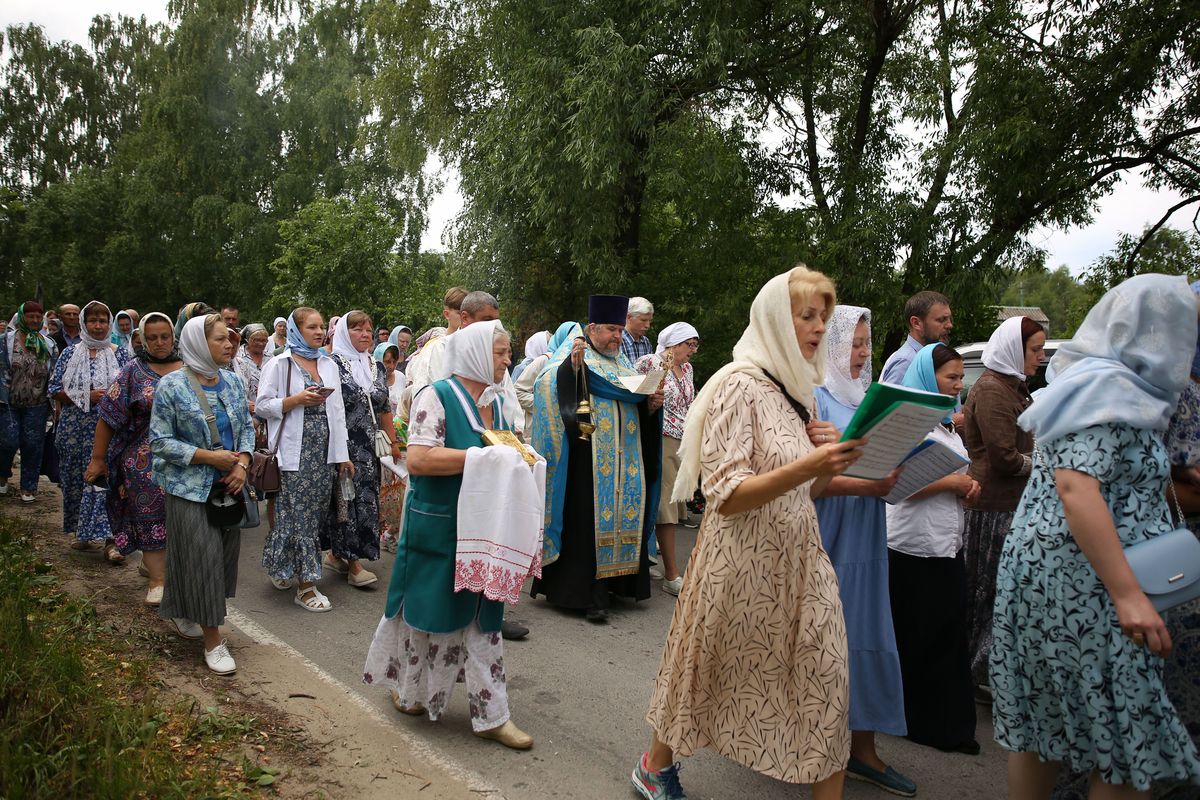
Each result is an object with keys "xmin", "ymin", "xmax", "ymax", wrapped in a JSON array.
[
  {"xmin": 270, "ymin": 576, "xmax": 293, "ymax": 590},
  {"xmin": 294, "ymin": 586, "xmax": 332, "ymax": 612}
]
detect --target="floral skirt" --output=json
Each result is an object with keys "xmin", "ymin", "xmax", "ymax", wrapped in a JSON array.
[
  {"xmin": 262, "ymin": 409, "xmax": 332, "ymax": 582},
  {"xmin": 362, "ymin": 613, "xmax": 508, "ymax": 732}
]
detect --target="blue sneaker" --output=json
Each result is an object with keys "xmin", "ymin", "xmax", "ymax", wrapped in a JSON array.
[{"xmin": 631, "ymin": 753, "xmax": 688, "ymax": 800}]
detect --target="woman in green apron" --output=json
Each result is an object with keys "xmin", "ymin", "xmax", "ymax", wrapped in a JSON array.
[{"xmin": 363, "ymin": 319, "xmax": 534, "ymax": 750}]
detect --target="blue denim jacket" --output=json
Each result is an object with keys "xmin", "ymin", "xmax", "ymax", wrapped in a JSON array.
[{"xmin": 149, "ymin": 369, "xmax": 255, "ymax": 503}]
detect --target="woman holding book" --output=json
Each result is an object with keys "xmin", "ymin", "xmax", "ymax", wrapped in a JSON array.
[
  {"xmin": 362, "ymin": 319, "xmax": 534, "ymax": 750},
  {"xmin": 812, "ymin": 305, "xmax": 914, "ymax": 797},
  {"xmin": 632, "ymin": 266, "xmax": 866, "ymax": 800},
  {"xmin": 887, "ymin": 343, "xmax": 981, "ymax": 755},
  {"xmin": 961, "ymin": 316, "xmax": 1045, "ymax": 698}
]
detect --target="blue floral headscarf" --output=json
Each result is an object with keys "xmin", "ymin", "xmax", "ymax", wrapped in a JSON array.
[{"xmin": 286, "ymin": 312, "xmax": 323, "ymax": 359}]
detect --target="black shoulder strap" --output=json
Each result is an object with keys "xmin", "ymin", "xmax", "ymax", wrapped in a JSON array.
[{"xmin": 761, "ymin": 370, "xmax": 811, "ymax": 424}]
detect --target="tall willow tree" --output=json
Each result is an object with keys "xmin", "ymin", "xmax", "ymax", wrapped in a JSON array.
[{"xmin": 371, "ymin": 0, "xmax": 1200, "ymax": 359}]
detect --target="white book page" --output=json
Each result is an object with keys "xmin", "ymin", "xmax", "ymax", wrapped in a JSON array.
[
  {"xmin": 884, "ymin": 441, "xmax": 969, "ymax": 504},
  {"xmin": 617, "ymin": 370, "xmax": 664, "ymax": 395},
  {"xmin": 842, "ymin": 402, "xmax": 952, "ymax": 480}
]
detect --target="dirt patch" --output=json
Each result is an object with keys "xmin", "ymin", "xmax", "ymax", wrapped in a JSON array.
[{"xmin": 11, "ymin": 488, "xmax": 491, "ymax": 800}]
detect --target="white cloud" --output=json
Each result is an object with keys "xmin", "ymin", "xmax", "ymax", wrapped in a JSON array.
[{"xmin": 1, "ymin": 1, "xmax": 170, "ymax": 45}]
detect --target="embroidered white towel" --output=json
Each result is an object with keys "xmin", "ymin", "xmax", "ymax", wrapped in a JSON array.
[{"xmin": 455, "ymin": 444, "xmax": 547, "ymax": 604}]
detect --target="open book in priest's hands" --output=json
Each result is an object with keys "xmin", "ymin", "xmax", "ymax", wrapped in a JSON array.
[{"xmin": 836, "ymin": 382, "xmax": 959, "ymax": 481}]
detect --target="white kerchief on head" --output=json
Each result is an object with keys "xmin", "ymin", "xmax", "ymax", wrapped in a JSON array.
[
  {"xmin": 444, "ymin": 320, "xmax": 504, "ymax": 407},
  {"xmin": 179, "ymin": 315, "xmax": 223, "ymax": 379},
  {"xmin": 332, "ymin": 311, "xmax": 376, "ymax": 391},
  {"xmin": 822, "ymin": 305, "xmax": 871, "ymax": 409},
  {"xmin": 1018, "ymin": 273, "xmax": 1196, "ymax": 445},
  {"xmin": 982, "ymin": 316, "xmax": 1028, "ymax": 380},
  {"xmin": 655, "ymin": 322, "xmax": 699, "ymax": 355},
  {"xmin": 524, "ymin": 330, "xmax": 550, "ymax": 361},
  {"xmin": 672, "ymin": 267, "xmax": 828, "ymax": 501},
  {"xmin": 61, "ymin": 301, "xmax": 120, "ymax": 412}
]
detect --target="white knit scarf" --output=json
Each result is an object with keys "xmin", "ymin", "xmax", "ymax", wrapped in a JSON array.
[{"xmin": 61, "ymin": 301, "xmax": 119, "ymax": 412}]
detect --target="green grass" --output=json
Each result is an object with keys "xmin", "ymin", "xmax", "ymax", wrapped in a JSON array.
[{"xmin": 0, "ymin": 516, "xmax": 266, "ymax": 799}]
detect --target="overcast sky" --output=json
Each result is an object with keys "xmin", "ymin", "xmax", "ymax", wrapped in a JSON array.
[{"xmin": 4, "ymin": 0, "xmax": 1189, "ymax": 272}]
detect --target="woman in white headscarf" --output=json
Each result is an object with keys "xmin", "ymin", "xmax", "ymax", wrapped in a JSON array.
[
  {"xmin": 270, "ymin": 317, "xmax": 288, "ymax": 353},
  {"xmin": 149, "ymin": 313, "xmax": 254, "ymax": 674},
  {"xmin": 512, "ymin": 330, "xmax": 550, "ymax": 383},
  {"xmin": 633, "ymin": 267, "xmax": 866, "ymax": 800},
  {"xmin": 85, "ymin": 312, "xmax": 182, "ymax": 605},
  {"xmin": 363, "ymin": 319, "xmax": 535, "ymax": 750},
  {"xmin": 49, "ymin": 301, "xmax": 131, "ymax": 559},
  {"xmin": 810, "ymin": 305, "xmax": 914, "ymax": 796},
  {"xmin": 960, "ymin": 315, "xmax": 1045, "ymax": 699},
  {"xmin": 320, "ymin": 310, "xmax": 399, "ymax": 587},
  {"xmin": 991, "ymin": 274, "xmax": 1200, "ymax": 797},
  {"xmin": 634, "ymin": 321, "xmax": 699, "ymax": 596}
]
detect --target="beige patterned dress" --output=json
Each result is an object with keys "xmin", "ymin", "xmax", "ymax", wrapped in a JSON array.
[{"xmin": 646, "ymin": 372, "xmax": 850, "ymax": 783}]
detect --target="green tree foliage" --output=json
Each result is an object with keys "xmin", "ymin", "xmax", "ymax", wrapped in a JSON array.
[
  {"xmin": 999, "ymin": 264, "xmax": 1086, "ymax": 339},
  {"xmin": 1075, "ymin": 227, "xmax": 1200, "ymax": 325},
  {"xmin": 1, "ymin": 0, "xmax": 424, "ymax": 321},
  {"xmin": 372, "ymin": 0, "xmax": 1200, "ymax": 363}
]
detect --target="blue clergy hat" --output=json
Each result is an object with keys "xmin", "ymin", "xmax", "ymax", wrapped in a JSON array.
[{"xmin": 588, "ymin": 295, "xmax": 629, "ymax": 326}]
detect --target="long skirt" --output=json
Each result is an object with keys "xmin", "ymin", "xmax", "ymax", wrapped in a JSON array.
[
  {"xmin": 963, "ymin": 508, "xmax": 1014, "ymax": 687},
  {"xmin": 362, "ymin": 613, "xmax": 509, "ymax": 732},
  {"xmin": 56, "ymin": 404, "xmax": 100, "ymax": 535},
  {"xmin": 262, "ymin": 408, "xmax": 333, "ymax": 583},
  {"xmin": 888, "ymin": 548, "xmax": 976, "ymax": 750},
  {"xmin": 158, "ymin": 494, "xmax": 240, "ymax": 628}
]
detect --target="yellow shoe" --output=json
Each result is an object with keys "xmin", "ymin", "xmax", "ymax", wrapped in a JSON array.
[{"xmin": 474, "ymin": 720, "xmax": 533, "ymax": 750}]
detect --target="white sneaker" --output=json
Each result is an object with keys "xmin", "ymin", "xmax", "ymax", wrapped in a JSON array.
[
  {"xmin": 649, "ymin": 563, "xmax": 665, "ymax": 580},
  {"xmin": 661, "ymin": 576, "xmax": 684, "ymax": 596},
  {"xmin": 145, "ymin": 585, "xmax": 164, "ymax": 605},
  {"xmin": 204, "ymin": 640, "xmax": 236, "ymax": 675},
  {"xmin": 171, "ymin": 617, "xmax": 203, "ymax": 640},
  {"xmin": 0, "ymin": 483, "xmax": 9, "ymax": 495},
  {"xmin": 20, "ymin": 492, "xmax": 34, "ymax": 503}
]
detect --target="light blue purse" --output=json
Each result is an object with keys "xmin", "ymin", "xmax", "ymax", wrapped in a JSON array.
[{"xmin": 1124, "ymin": 481, "xmax": 1200, "ymax": 612}]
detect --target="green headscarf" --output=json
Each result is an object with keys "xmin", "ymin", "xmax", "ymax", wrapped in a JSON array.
[{"xmin": 15, "ymin": 303, "xmax": 50, "ymax": 363}]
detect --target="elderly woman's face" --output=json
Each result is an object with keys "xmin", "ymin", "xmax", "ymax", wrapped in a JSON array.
[
  {"xmin": 396, "ymin": 331, "xmax": 412, "ymax": 352},
  {"xmin": 350, "ymin": 321, "xmax": 374, "ymax": 353},
  {"xmin": 275, "ymin": 320, "xmax": 286, "ymax": 336},
  {"xmin": 670, "ymin": 338, "xmax": 698, "ymax": 365},
  {"xmin": 117, "ymin": 316, "xmax": 132, "ymax": 334},
  {"xmin": 791, "ymin": 294, "xmax": 828, "ymax": 360},
  {"xmin": 84, "ymin": 309, "xmax": 110, "ymax": 340},
  {"xmin": 143, "ymin": 321, "xmax": 174, "ymax": 359},
  {"xmin": 23, "ymin": 308, "xmax": 43, "ymax": 331},
  {"xmin": 208, "ymin": 321, "xmax": 232, "ymax": 366},
  {"xmin": 247, "ymin": 332, "xmax": 268, "ymax": 356},
  {"xmin": 493, "ymin": 336, "xmax": 512, "ymax": 384}
]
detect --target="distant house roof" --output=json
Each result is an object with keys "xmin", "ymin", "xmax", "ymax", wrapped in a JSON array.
[{"xmin": 996, "ymin": 305, "xmax": 1049, "ymax": 324}]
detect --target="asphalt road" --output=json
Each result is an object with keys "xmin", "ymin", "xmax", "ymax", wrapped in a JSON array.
[{"xmin": 228, "ymin": 519, "xmax": 1007, "ymax": 800}]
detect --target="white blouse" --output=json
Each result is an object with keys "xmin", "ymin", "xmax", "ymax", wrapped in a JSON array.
[
  {"xmin": 885, "ymin": 423, "xmax": 969, "ymax": 559},
  {"xmin": 255, "ymin": 351, "xmax": 350, "ymax": 470}
]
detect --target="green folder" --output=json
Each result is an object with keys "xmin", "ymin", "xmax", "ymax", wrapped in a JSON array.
[{"xmin": 839, "ymin": 382, "xmax": 956, "ymax": 441}]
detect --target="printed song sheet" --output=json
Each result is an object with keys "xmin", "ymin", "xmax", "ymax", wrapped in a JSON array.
[
  {"xmin": 883, "ymin": 440, "xmax": 969, "ymax": 504},
  {"xmin": 617, "ymin": 370, "xmax": 664, "ymax": 395},
  {"xmin": 842, "ymin": 402, "xmax": 953, "ymax": 480}
]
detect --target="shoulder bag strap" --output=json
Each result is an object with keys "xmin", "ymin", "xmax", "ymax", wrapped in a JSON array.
[
  {"xmin": 270, "ymin": 358, "xmax": 292, "ymax": 454},
  {"xmin": 183, "ymin": 366, "xmax": 222, "ymax": 449}
]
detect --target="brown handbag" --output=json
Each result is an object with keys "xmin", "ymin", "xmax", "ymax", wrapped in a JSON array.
[{"xmin": 249, "ymin": 359, "xmax": 291, "ymax": 496}]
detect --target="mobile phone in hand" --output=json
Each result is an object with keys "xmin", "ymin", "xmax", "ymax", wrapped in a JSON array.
[{"xmin": 313, "ymin": 386, "xmax": 335, "ymax": 398}]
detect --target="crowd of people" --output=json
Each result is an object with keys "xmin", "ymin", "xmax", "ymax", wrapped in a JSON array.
[{"xmin": 2, "ymin": 265, "xmax": 1199, "ymax": 799}]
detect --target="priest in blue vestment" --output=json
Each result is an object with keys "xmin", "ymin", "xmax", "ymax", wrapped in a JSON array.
[{"xmin": 529, "ymin": 295, "xmax": 664, "ymax": 623}]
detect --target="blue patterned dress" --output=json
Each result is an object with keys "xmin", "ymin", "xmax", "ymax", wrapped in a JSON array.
[
  {"xmin": 991, "ymin": 422, "xmax": 1200, "ymax": 790},
  {"xmin": 261, "ymin": 366, "xmax": 334, "ymax": 583},
  {"xmin": 319, "ymin": 355, "xmax": 388, "ymax": 561},
  {"xmin": 49, "ymin": 345, "xmax": 131, "ymax": 537}
]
